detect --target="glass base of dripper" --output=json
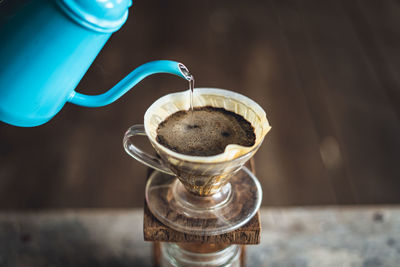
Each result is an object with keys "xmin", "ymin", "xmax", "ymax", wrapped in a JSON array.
[
  {"xmin": 173, "ymin": 180, "xmax": 232, "ymax": 212},
  {"xmin": 145, "ymin": 166, "xmax": 262, "ymax": 236}
]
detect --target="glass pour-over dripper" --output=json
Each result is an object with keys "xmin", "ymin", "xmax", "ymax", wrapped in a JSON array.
[{"xmin": 123, "ymin": 88, "xmax": 271, "ymax": 235}]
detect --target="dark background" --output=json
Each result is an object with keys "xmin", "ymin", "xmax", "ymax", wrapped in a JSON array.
[{"xmin": 1, "ymin": 0, "xmax": 399, "ymax": 209}]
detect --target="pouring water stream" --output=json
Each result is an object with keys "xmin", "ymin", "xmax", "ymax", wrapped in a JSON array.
[{"xmin": 178, "ymin": 63, "xmax": 195, "ymax": 122}]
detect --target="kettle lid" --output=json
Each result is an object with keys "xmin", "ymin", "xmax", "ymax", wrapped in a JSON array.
[{"xmin": 57, "ymin": 0, "xmax": 133, "ymax": 32}]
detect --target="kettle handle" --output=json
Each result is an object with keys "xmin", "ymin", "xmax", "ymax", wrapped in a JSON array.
[{"xmin": 68, "ymin": 60, "xmax": 191, "ymax": 107}]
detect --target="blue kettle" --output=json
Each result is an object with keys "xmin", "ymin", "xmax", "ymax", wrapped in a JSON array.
[{"xmin": 0, "ymin": 0, "xmax": 191, "ymax": 127}]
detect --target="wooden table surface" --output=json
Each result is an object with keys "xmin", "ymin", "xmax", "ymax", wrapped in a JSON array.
[{"xmin": 1, "ymin": 206, "xmax": 399, "ymax": 267}]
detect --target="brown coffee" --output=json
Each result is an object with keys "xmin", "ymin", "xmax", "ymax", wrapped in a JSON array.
[{"xmin": 156, "ymin": 106, "xmax": 255, "ymax": 156}]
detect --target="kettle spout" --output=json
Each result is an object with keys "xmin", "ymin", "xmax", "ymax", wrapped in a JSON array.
[{"xmin": 68, "ymin": 60, "xmax": 192, "ymax": 107}]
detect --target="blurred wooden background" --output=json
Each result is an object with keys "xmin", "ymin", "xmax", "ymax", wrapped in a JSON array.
[{"xmin": 1, "ymin": 0, "xmax": 399, "ymax": 209}]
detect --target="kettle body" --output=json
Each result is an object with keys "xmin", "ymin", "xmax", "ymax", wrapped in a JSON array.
[{"xmin": 0, "ymin": 0, "xmax": 189, "ymax": 127}]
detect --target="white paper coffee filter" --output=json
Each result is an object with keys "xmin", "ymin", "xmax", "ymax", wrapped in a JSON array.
[{"xmin": 144, "ymin": 88, "xmax": 271, "ymax": 163}]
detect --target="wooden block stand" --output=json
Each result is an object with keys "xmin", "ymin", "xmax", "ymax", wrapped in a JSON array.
[{"xmin": 144, "ymin": 159, "xmax": 261, "ymax": 266}]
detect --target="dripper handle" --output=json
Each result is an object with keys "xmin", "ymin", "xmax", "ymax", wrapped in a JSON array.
[{"xmin": 123, "ymin": 125, "xmax": 174, "ymax": 175}]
